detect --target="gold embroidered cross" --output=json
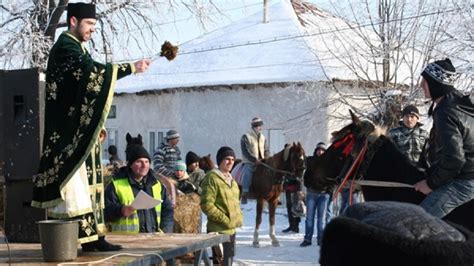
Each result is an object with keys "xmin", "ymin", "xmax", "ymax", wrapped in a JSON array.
[
  {"xmin": 50, "ymin": 132, "xmax": 60, "ymax": 143},
  {"xmin": 73, "ymin": 69, "xmax": 83, "ymax": 81}
]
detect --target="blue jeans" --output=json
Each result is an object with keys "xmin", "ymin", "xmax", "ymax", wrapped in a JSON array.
[
  {"xmin": 420, "ymin": 178, "xmax": 474, "ymax": 217},
  {"xmin": 340, "ymin": 189, "xmax": 361, "ymax": 214},
  {"xmin": 304, "ymin": 191, "xmax": 330, "ymax": 244},
  {"xmin": 326, "ymin": 192, "xmax": 333, "ymax": 224},
  {"xmin": 241, "ymin": 163, "xmax": 254, "ymax": 193}
]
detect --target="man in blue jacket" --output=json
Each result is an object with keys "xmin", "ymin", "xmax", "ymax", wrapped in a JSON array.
[{"xmin": 105, "ymin": 144, "xmax": 174, "ymax": 233}]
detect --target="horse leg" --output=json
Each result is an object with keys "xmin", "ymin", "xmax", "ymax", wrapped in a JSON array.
[
  {"xmin": 268, "ymin": 198, "xmax": 280, "ymax": 247},
  {"xmin": 253, "ymin": 199, "xmax": 264, "ymax": 247}
]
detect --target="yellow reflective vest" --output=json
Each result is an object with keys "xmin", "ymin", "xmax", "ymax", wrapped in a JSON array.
[{"xmin": 110, "ymin": 178, "xmax": 162, "ymax": 233}]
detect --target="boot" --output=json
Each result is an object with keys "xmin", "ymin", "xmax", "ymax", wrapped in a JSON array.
[
  {"xmin": 282, "ymin": 227, "xmax": 293, "ymax": 233},
  {"xmin": 241, "ymin": 192, "xmax": 248, "ymax": 204},
  {"xmin": 82, "ymin": 236, "xmax": 122, "ymax": 252}
]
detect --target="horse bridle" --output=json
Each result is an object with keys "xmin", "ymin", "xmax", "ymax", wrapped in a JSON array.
[
  {"xmin": 332, "ymin": 133, "xmax": 413, "ymax": 203},
  {"xmin": 259, "ymin": 148, "xmax": 306, "ymax": 181}
]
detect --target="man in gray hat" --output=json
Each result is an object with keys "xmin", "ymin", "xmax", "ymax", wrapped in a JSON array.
[
  {"xmin": 240, "ymin": 117, "xmax": 270, "ymax": 204},
  {"xmin": 153, "ymin": 129, "xmax": 182, "ymax": 177}
]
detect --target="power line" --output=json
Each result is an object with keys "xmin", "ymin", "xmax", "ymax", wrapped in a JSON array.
[
  {"xmin": 175, "ymin": 6, "xmax": 467, "ymax": 56},
  {"xmin": 116, "ymin": 5, "xmax": 468, "ymax": 63}
]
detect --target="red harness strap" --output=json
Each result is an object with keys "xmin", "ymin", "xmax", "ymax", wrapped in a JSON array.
[
  {"xmin": 333, "ymin": 140, "xmax": 368, "ymax": 204},
  {"xmin": 333, "ymin": 134, "xmax": 356, "ymax": 158}
]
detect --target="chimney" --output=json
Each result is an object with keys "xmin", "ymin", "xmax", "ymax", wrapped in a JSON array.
[{"xmin": 263, "ymin": 0, "xmax": 269, "ymax": 23}]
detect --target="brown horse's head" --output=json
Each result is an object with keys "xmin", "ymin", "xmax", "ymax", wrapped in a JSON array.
[
  {"xmin": 199, "ymin": 154, "xmax": 215, "ymax": 172},
  {"xmin": 284, "ymin": 142, "xmax": 306, "ymax": 179}
]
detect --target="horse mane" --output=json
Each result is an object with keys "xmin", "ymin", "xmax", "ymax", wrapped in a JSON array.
[
  {"xmin": 330, "ymin": 117, "xmax": 386, "ymax": 144},
  {"xmin": 265, "ymin": 142, "xmax": 305, "ymax": 170},
  {"xmin": 283, "ymin": 143, "xmax": 294, "ymax": 161},
  {"xmin": 199, "ymin": 154, "xmax": 215, "ymax": 172},
  {"xmin": 368, "ymin": 125, "xmax": 387, "ymax": 143}
]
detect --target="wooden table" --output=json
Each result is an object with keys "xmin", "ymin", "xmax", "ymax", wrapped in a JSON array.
[{"xmin": 0, "ymin": 233, "xmax": 230, "ymax": 265}]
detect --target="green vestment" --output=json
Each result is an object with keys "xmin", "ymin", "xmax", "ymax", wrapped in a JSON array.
[{"xmin": 32, "ymin": 32, "xmax": 134, "ymax": 243}]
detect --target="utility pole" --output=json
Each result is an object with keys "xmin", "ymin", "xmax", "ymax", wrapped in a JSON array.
[{"xmin": 263, "ymin": 0, "xmax": 269, "ymax": 23}]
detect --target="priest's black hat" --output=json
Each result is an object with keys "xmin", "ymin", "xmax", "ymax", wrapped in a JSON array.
[{"xmin": 67, "ymin": 3, "xmax": 96, "ymax": 21}]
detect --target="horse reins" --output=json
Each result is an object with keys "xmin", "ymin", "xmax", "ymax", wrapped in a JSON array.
[
  {"xmin": 259, "ymin": 161, "xmax": 295, "ymax": 177},
  {"xmin": 331, "ymin": 136, "xmax": 414, "ymax": 204},
  {"xmin": 333, "ymin": 139, "xmax": 368, "ymax": 204}
]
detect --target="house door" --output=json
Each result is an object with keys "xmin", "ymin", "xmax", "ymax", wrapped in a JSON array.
[{"xmin": 268, "ymin": 129, "xmax": 285, "ymax": 156}]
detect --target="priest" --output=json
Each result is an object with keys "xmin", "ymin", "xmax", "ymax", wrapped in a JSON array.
[{"xmin": 31, "ymin": 2, "xmax": 151, "ymax": 251}]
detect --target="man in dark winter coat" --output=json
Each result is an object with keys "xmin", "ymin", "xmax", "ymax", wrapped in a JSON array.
[
  {"xmin": 414, "ymin": 58, "xmax": 474, "ymax": 218},
  {"xmin": 105, "ymin": 144, "xmax": 174, "ymax": 233},
  {"xmin": 389, "ymin": 105, "xmax": 429, "ymax": 166}
]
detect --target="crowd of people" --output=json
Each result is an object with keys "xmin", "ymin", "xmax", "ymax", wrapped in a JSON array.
[{"xmin": 30, "ymin": 1, "xmax": 473, "ymax": 264}]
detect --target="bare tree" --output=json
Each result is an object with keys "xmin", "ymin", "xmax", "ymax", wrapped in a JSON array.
[
  {"xmin": 0, "ymin": 0, "xmax": 221, "ymax": 69},
  {"xmin": 294, "ymin": 0, "xmax": 469, "ymax": 129}
]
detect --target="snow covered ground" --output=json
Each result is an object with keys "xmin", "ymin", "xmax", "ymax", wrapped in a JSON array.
[{"xmin": 203, "ymin": 200, "xmax": 321, "ymax": 265}]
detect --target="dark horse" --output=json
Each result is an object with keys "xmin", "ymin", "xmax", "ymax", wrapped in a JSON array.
[
  {"xmin": 249, "ymin": 142, "xmax": 306, "ymax": 247},
  {"xmin": 304, "ymin": 111, "xmax": 474, "ymax": 231}
]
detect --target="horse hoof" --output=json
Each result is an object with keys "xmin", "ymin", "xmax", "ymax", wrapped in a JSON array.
[
  {"xmin": 252, "ymin": 242, "xmax": 260, "ymax": 248},
  {"xmin": 272, "ymin": 241, "xmax": 280, "ymax": 247}
]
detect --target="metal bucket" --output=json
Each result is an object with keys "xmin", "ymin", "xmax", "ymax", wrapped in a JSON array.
[{"xmin": 37, "ymin": 220, "xmax": 79, "ymax": 262}]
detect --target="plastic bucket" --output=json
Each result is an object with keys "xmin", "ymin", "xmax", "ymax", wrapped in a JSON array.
[{"xmin": 37, "ymin": 220, "xmax": 79, "ymax": 262}]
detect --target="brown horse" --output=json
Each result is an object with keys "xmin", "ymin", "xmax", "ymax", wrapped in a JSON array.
[
  {"xmin": 304, "ymin": 110, "xmax": 474, "ymax": 232},
  {"xmin": 249, "ymin": 142, "xmax": 306, "ymax": 247},
  {"xmin": 199, "ymin": 154, "xmax": 215, "ymax": 172}
]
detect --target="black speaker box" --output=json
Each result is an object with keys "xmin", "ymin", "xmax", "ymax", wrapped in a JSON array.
[{"xmin": 0, "ymin": 68, "xmax": 46, "ymax": 242}]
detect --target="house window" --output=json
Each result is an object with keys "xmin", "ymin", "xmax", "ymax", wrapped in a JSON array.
[
  {"xmin": 107, "ymin": 105, "xmax": 116, "ymax": 119},
  {"xmin": 148, "ymin": 129, "xmax": 170, "ymax": 154},
  {"xmin": 267, "ymin": 129, "xmax": 285, "ymax": 155},
  {"xmin": 102, "ymin": 128, "xmax": 119, "ymax": 162}
]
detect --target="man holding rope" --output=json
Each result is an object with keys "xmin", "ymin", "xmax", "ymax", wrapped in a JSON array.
[{"xmin": 240, "ymin": 117, "xmax": 270, "ymax": 204}]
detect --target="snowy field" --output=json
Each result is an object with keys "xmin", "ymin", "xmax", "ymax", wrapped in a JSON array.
[{"xmin": 203, "ymin": 200, "xmax": 321, "ymax": 265}]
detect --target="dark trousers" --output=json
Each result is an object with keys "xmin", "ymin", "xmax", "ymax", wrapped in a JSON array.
[
  {"xmin": 211, "ymin": 233, "xmax": 235, "ymax": 266},
  {"xmin": 285, "ymin": 190, "xmax": 300, "ymax": 229}
]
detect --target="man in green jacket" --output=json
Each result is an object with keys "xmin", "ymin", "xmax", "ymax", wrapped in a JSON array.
[{"xmin": 201, "ymin": 146, "xmax": 243, "ymax": 265}]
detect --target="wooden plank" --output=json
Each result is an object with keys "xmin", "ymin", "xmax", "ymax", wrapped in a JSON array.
[{"xmin": 0, "ymin": 233, "xmax": 229, "ymax": 265}]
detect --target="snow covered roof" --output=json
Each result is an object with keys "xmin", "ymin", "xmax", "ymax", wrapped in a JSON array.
[{"xmin": 115, "ymin": 0, "xmax": 413, "ymax": 93}]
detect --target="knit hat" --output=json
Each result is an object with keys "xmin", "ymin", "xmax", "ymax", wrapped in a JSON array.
[
  {"xmin": 421, "ymin": 58, "xmax": 457, "ymax": 100},
  {"xmin": 320, "ymin": 201, "xmax": 474, "ymax": 266},
  {"xmin": 186, "ymin": 151, "xmax": 200, "ymax": 166},
  {"xmin": 108, "ymin": 145, "xmax": 117, "ymax": 155},
  {"xmin": 251, "ymin": 117, "xmax": 264, "ymax": 127},
  {"xmin": 126, "ymin": 144, "xmax": 150, "ymax": 164},
  {"xmin": 402, "ymin": 105, "xmax": 420, "ymax": 119},
  {"xmin": 316, "ymin": 142, "xmax": 326, "ymax": 151},
  {"xmin": 67, "ymin": 3, "xmax": 96, "ymax": 21},
  {"xmin": 175, "ymin": 160, "xmax": 187, "ymax": 171},
  {"xmin": 165, "ymin": 129, "xmax": 180, "ymax": 140},
  {"xmin": 216, "ymin": 146, "xmax": 236, "ymax": 165}
]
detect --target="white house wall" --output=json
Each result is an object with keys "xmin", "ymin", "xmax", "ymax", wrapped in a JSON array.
[{"xmin": 106, "ymin": 82, "xmax": 339, "ymax": 162}]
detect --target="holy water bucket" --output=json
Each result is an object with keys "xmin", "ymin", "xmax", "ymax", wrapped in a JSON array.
[{"xmin": 36, "ymin": 220, "xmax": 79, "ymax": 262}]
